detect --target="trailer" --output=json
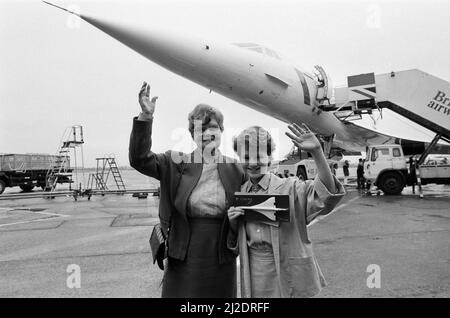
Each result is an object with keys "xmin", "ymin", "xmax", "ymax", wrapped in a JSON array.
[{"xmin": 0, "ymin": 153, "xmax": 72, "ymax": 194}]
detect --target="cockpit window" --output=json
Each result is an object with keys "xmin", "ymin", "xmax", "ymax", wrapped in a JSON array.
[{"xmin": 233, "ymin": 43, "xmax": 281, "ymax": 60}]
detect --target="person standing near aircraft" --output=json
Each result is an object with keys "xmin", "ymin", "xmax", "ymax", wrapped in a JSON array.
[
  {"xmin": 227, "ymin": 124, "xmax": 345, "ymax": 297},
  {"xmin": 409, "ymin": 156, "xmax": 417, "ymax": 194},
  {"xmin": 343, "ymin": 160, "xmax": 350, "ymax": 186},
  {"xmin": 332, "ymin": 163, "xmax": 338, "ymax": 176},
  {"xmin": 129, "ymin": 82, "xmax": 246, "ymax": 297},
  {"xmin": 329, "ymin": 163, "xmax": 336, "ymax": 176},
  {"xmin": 357, "ymin": 158, "xmax": 365, "ymax": 190}
]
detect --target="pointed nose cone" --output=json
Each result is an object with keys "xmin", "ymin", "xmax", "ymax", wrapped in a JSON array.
[
  {"xmin": 81, "ymin": 15, "xmax": 202, "ymax": 75},
  {"xmin": 79, "ymin": 15, "xmax": 160, "ymax": 59},
  {"xmin": 44, "ymin": 1, "xmax": 202, "ymax": 77}
]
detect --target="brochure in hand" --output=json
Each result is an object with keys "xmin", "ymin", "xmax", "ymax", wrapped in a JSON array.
[{"xmin": 233, "ymin": 192, "xmax": 290, "ymax": 222}]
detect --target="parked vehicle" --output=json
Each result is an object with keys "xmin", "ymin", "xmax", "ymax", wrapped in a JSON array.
[
  {"xmin": 364, "ymin": 145, "xmax": 450, "ymax": 195},
  {"xmin": 0, "ymin": 153, "xmax": 72, "ymax": 194},
  {"xmin": 275, "ymin": 147, "xmax": 339, "ymax": 180}
]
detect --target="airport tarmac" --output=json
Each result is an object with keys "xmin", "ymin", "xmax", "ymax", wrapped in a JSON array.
[{"xmin": 0, "ymin": 184, "xmax": 449, "ymax": 298}]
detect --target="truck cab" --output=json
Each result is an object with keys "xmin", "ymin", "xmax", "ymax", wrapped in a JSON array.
[{"xmin": 364, "ymin": 145, "xmax": 409, "ymax": 195}]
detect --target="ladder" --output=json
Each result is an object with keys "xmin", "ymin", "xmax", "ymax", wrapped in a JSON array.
[
  {"xmin": 107, "ymin": 157, "xmax": 126, "ymax": 191},
  {"xmin": 88, "ymin": 156, "xmax": 126, "ymax": 192},
  {"xmin": 87, "ymin": 173, "xmax": 108, "ymax": 191},
  {"xmin": 46, "ymin": 126, "xmax": 84, "ymax": 192},
  {"xmin": 45, "ymin": 149, "xmax": 70, "ymax": 191}
]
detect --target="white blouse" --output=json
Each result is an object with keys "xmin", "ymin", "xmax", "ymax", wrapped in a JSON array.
[{"xmin": 188, "ymin": 163, "xmax": 227, "ymax": 218}]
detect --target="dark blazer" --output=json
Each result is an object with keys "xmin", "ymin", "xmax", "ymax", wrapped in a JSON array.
[{"xmin": 129, "ymin": 117, "xmax": 246, "ymax": 263}]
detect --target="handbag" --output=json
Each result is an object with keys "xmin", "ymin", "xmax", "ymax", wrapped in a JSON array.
[
  {"xmin": 149, "ymin": 160, "xmax": 185, "ymax": 270},
  {"xmin": 149, "ymin": 223, "xmax": 166, "ymax": 270}
]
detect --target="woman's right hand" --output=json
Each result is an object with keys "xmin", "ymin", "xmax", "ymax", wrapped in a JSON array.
[
  {"xmin": 138, "ymin": 81, "xmax": 158, "ymax": 116},
  {"xmin": 227, "ymin": 207, "xmax": 244, "ymax": 233}
]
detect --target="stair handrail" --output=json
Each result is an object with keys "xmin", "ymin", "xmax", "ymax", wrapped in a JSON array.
[{"xmin": 45, "ymin": 126, "xmax": 72, "ymax": 190}]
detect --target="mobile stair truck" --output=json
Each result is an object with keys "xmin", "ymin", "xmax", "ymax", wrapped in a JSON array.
[
  {"xmin": 276, "ymin": 69, "xmax": 450, "ymax": 195},
  {"xmin": 0, "ymin": 153, "xmax": 72, "ymax": 194},
  {"xmin": 333, "ymin": 69, "xmax": 450, "ymax": 195}
]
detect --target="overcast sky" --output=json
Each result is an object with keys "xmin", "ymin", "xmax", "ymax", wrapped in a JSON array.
[{"xmin": 1, "ymin": 0, "xmax": 449, "ymax": 167}]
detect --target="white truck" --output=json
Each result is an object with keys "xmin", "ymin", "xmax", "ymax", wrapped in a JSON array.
[
  {"xmin": 274, "ymin": 147, "xmax": 340, "ymax": 180},
  {"xmin": 275, "ymin": 158, "xmax": 318, "ymax": 180},
  {"xmin": 364, "ymin": 144, "xmax": 450, "ymax": 195}
]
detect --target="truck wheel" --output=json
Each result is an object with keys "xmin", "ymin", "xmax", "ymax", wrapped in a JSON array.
[
  {"xmin": 296, "ymin": 166, "xmax": 307, "ymax": 181},
  {"xmin": 378, "ymin": 172, "xmax": 405, "ymax": 195},
  {"xmin": 20, "ymin": 185, "xmax": 34, "ymax": 192},
  {"xmin": 0, "ymin": 180, "xmax": 6, "ymax": 194}
]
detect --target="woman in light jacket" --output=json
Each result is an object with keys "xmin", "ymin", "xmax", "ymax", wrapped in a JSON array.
[{"xmin": 227, "ymin": 124, "xmax": 345, "ymax": 298}]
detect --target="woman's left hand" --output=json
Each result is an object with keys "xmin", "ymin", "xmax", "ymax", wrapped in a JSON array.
[{"xmin": 285, "ymin": 123, "xmax": 321, "ymax": 152}]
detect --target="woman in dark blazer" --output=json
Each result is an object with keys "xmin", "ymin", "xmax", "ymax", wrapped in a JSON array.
[{"xmin": 129, "ymin": 82, "xmax": 246, "ymax": 298}]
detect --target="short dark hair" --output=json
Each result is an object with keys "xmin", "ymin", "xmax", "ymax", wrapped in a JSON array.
[
  {"xmin": 188, "ymin": 104, "xmax": 224, "ymax": 137},
  {"xmin": 232, "ymin": 126, "xmax": 276, "ymax": 156}
]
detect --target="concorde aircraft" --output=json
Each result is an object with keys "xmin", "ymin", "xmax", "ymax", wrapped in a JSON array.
[{"xmin": 43, "ymin": 1, "xmax": 450, "ymax": 156}]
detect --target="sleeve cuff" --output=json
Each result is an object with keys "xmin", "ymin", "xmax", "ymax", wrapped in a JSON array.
[
  {"xmin": 137, "ymin": 112, "xmax": 154, "ymax": 121},
  {"xmin": 305, "ymin": 175, "xmax": 346, "ymax": 224},
  {"xmin": 314, "ymin": 174, "xmax": 346, "ymax": 199},
  {"xmin": 133, "ymin": 116, "xmax": 153, "ymax": 127}
]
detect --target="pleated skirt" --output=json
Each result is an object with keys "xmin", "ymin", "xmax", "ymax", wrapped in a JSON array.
[{"xmin": 161, "ymin": 218, "xmax": 236, "ymax": 298}]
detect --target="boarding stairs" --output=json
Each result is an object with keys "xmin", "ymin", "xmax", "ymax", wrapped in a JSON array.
[
  {"xmin": 46, "ymin": 126, "xmax": 84, "ymax": 192},
  {"xmin": 331, "ymin": 69, "xmax": 450, "ymax": 141}
]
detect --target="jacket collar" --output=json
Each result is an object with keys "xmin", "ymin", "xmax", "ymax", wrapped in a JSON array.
[
  {"xmin": 268, "ymin": 173, "xmax": 285, "ymax": 192},
  {"xmin": 245, "ymin": 173, "xmax": 270, "ymax": 192},
  {"xmin": 244, "ymin": 173, "xmax": 285, "ymax": 192}
]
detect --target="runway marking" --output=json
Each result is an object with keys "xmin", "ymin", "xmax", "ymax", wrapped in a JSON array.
[
  {"xmin": 308, "ymin": 195, "xmax": 360, "ymax": 227},
  {"xmin": 13, "ymin": 209, "xmax": 70, "ymax": 218},
  {"xmin": 0, "ymin": 227, "xmax": 147, "ymax": 262},
  {"xmin": 0, "ymin": 208, "xmax": 70, "ymax": 228}
]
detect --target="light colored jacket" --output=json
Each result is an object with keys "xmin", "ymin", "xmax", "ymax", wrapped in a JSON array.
[{"xmin": 229, "ymin": 173, "xmax": 345, "ymax": 298}]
